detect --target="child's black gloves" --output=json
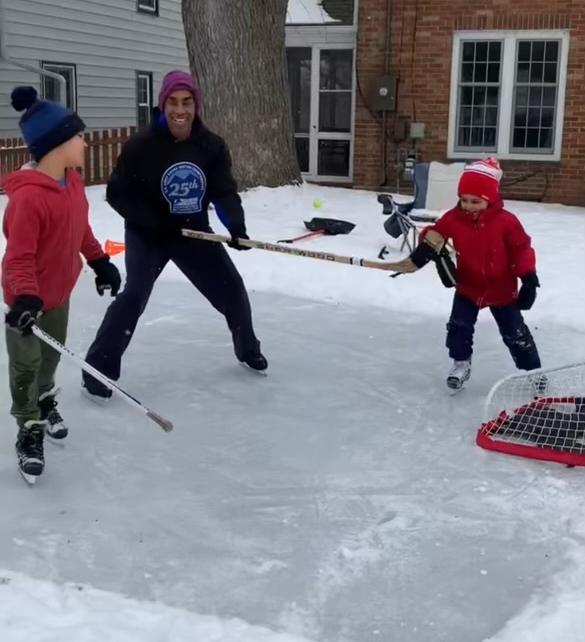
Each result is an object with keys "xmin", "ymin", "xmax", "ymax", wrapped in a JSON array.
[
  {"xmin": 5, "ymin": 295, "xmax": 43, "ymax": 335},
  {"xmin": 517, "ymin": 272, "xmax": 540, "ymax": 310},
  {"xmin": 89, "ymin": 256, "xmax": 122, "ymax": 297}
]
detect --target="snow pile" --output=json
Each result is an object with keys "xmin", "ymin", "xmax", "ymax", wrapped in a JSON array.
[
  {"xmin": 485, "ymin": 543, "xmax": 585, "ymax": 642},
  {"xmin": 0, "ymin": 571, "xmax": 316, "ymax": 642},
  {"xmin": 286, "ymin": 0, "xmax": 340, "ymax": 24}
]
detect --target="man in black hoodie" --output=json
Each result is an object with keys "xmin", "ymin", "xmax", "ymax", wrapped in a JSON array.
[{"xmin": 83, "ymin": 70, "xmax": 267, "ymax": 399}]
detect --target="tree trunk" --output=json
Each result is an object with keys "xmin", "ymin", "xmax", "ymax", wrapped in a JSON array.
[{"xmin": 181, "ymin": 0, "xmax": 301, "ymax": 189}]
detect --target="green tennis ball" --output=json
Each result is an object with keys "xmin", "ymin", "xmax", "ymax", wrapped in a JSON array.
[{"xmin": 313, "ymin": 198, "xmax": 324, "ymax": 209}]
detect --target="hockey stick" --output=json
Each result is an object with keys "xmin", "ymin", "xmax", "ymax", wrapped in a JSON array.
[
  {"xmin": 181, "ymin": 229, "xmax": 407, "ymax": 272},
  {"xmin": 31, "ymin": 325, "xmax": 174, "ymax": 433}
]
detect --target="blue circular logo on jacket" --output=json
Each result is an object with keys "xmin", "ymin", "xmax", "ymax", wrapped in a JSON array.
[{"xmin": 161, "ymin": 162, "xmax": 207, "ymax": 215}]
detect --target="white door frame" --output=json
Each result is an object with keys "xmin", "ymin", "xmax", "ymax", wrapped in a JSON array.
[
  {"xmin": 308, "ymin": 44, "xmax": 355, "ymax": 183},
  {"xmin": 286, "ymin": 26, "xmax": 357, "ymax": 183}
]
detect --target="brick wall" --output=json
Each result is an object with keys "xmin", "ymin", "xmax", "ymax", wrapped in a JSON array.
[{"xmin": 354, "ymin": 0, "xmax": 585, "ymax": 205}]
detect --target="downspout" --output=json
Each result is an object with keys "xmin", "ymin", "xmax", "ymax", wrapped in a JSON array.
[
  {"xmin": 383, "ymin": 0, "xmax": 392, "ymax": 75},
  {"xmin": 0, "ymin": 0, "xmax": 66, "ymax": 105},
  {"xmin": 381, "ymin": 0, "xmax": 391, "ymax": 186}
]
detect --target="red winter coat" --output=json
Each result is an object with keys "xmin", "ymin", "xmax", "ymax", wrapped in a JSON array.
[
  {"xmin": 1, "ymin": 168, "xmax": 105, "ymax": 310},
  {"xmin": 422, "ymin": 200, "xmax": 536, "ymax": 308}
]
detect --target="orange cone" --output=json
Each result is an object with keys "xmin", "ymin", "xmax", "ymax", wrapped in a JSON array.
[{"xmin": 105, "ymin": 239, "xmax": 126, "ymax": 256}]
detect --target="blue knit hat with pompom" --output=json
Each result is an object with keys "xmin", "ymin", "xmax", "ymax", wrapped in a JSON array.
[{"xmin": 11, "ymin": 86, "xmax": 85, "ymax": 161}]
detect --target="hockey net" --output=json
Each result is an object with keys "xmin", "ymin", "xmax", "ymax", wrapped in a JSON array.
[{"xmin": 477, "ymin": 362, "xmax": 585, "ymax": 466}]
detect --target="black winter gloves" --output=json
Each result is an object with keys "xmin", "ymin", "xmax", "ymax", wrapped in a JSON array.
[
  {"xmin": 89, "ymin": 256, "xmax": 122, "ymax": 296},
  {"xmin": 5, "ymin": 295, "xmax": 43, "ymax": 335},
  {"xmin": 409, "ymin": 241, "xmax": 435, "ymax": 269},
  {"xmin": 409, "ymin": 242, "xmax": 457, "ymax": 288},
  {"xmin": 227, "ymin": 224, "xmax": 251, "ymax": 251},
  {"xmin": 434, "ymin": 248, "xmax": 457, "ymax": 288},
  {"xmin": 517, "ymin": 272, "xmax": 540, "ymax": 310}
]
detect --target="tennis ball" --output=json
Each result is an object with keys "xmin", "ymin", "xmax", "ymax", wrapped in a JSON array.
[{"xmin": 313, "ymin": 198, "xmax": 324, "ymax": 209}]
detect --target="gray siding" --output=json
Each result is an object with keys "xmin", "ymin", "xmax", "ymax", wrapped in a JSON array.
[{"xmin": 0, "ymin": 0, "xmax": 189, "ymax": 136}]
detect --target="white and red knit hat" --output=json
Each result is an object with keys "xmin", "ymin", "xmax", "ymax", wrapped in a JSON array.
[{"xmin": 458, "ymin": 157, "xmax": 503, "ymax": 204}]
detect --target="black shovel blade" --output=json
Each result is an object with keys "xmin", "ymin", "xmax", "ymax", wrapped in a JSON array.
[{"xmin": 303, "ymin": 217, "xmax": 355, "ymax": 235}]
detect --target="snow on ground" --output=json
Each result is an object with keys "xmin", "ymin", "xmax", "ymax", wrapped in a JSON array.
[
  {"xmin": 0, "ymin": 570, "xmax": 314, "ymax": 642},
  {"xmin": 86, "ymin": 181, "xmax": 585, "ymax": 333},
  {"xmin": 286, "ymin": 0, "xmax": 340, "ymax": 24},
  {"xmin": 1, "ymin": 181, "xmax": 585, "ymax": 641},
  {"xmin": 486, "ymin": 541, "xmax": 585, "ymax": 642}
]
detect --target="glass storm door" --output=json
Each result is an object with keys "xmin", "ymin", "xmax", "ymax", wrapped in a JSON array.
[{"xmin": 287, "ymin": 46, "xmax": 354, "ymax": 182}]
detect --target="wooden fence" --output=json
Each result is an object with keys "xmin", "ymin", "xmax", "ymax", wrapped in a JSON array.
[{"xmin": 0, "ymin": 127, "xmax": 136, "ymax": 187}]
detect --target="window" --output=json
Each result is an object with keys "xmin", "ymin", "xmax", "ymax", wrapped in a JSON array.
[
  {"xmin": 137, "ymin": 0, "xmax": 158, "ymax": 15},
  {"xmin": 318, "ymin": 139, "xmax": 350, "ymax": 176},
  {"xmin": 286, "ymin": 47, "xmax": 311, "ymax": 172},
  {"xmin": 136, "ymin": 72, "xmax": 153, "ymax": 129},
  {"xmin": 448, "ymin": 31, "xmax": 569, "ymax": 161},
  {"xmin": 455, "ymin": 41, "xmax": 501, "ymax": 151},
  {"xmin": 512, "ymin": 40, "xmax": 559, "ymax": 152},
  {"xmin": 319, "ymin": 49, "xmax": 353, "ymax": 133},
  {"xmin": 40, "ymin": 62, "xmax": 77, "ymax": 110},
  {"xmin": 318, "ymin": 49, "xmax": 353, "ymax": 176}
]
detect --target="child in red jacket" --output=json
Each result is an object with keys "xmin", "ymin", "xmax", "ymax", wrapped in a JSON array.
[
  {"xmin": 2, "ymin": 86, "xmax": 121, "ymax": 479},
  {"xmin": 406, "ymin": 158, "xmax": 541, "ymax": 390}
]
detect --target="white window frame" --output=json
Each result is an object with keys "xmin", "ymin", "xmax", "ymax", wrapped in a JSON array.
[
  {"xmin": 137, "ymin": 0, "xmax": 158, "ymax": 15},
  {"xmin": 448, "ymin": 30, "xmax": 570, "ymax": 162},
  {"xmin": 136, "ymin": 71, "xmax": 153, "ymax": 128},
  {"xmin": 40, "ymin": 61, "xmax": 77, "ymax": 111}
]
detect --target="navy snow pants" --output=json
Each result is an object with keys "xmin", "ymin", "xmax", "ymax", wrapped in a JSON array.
[
  {"xmin": 446, "ymin": 292, "xmax": 541, "ymax": 370},
  {"xmin": 84, "ymin": 226, "xmax": 261, "ymax": 383}
]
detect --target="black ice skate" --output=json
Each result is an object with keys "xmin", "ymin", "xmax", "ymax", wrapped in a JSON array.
[
  {"xmin": 39, "ymin": 387, "xmax": 68, "ymax": 440},
  {"xmin": 82, "ymin": 372, "xmax": 113, "ymax": 404},
  {"xmin": 16, "ymin": 420, "xmax": 46, "ymax": 483},
  {"xmin": 239, "ymin": 352, "xmax": 269, "ymax": 375}
]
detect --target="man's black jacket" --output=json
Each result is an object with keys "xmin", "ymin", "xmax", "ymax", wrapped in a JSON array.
[{"xmin": 106, "ymin": 113, "xmax": 246, "ymax": 237}]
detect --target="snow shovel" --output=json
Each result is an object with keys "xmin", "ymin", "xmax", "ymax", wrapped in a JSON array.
[{"xmin": 277, "ymin": 217, "xmax": 355, "ymax": 244}]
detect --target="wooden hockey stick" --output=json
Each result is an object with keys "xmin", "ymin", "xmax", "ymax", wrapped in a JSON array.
[
  {"xmin": 180, "ymin": 229, "xmax": 412, "ymax": 272},
  {"xmin": 31, "ymin": 325, "xmax": 174, "ymax": 432}
]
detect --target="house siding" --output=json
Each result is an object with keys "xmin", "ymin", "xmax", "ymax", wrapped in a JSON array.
[
  {"xmin": 354, "ymin": 0, "xmax": 585, "ymax": 205},
  {"xmin": 0, "ymin": 0, "xmax": 188, "ymax": 136}
]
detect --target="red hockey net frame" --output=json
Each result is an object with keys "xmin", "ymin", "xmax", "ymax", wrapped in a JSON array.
[
  {"xmin": 478, "ymin": 395, "xmax": 585, "ymax": 466},
  {"xmin": 478, "ymin": 362, "xmax": 585, "ymax": 466}
]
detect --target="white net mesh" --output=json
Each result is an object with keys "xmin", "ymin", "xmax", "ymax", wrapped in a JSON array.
[{"xmin": 480, "ymin": 363, "xmax": 585, "ymax": 461}]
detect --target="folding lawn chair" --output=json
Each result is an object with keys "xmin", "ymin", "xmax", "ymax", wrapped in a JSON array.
[
  {"xmin": 377, "ymin": 194, "xmax": 437, "ymax": 259},
  {"xmin": 377, "ymin": 160, "xmax": 466, "ymax": 258}
]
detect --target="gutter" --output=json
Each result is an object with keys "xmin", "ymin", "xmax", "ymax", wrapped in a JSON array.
[{"xmin": 0, "ymin": 0, "xmax": 66, "ymax": 104}]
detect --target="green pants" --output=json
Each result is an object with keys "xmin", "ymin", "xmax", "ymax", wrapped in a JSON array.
[{"xmin": 5, "ymin": 302, "xmax": 69, "ymax": 428}]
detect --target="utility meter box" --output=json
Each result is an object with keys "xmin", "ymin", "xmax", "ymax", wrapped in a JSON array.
[{"xmin": 369, "ymin": 75, "xmax": 397, "ymax": 112}]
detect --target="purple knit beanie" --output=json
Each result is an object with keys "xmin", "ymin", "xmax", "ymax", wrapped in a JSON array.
[{"xmin": 158, "ymin": 70, "xmax": 201, "ymax": 115}]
